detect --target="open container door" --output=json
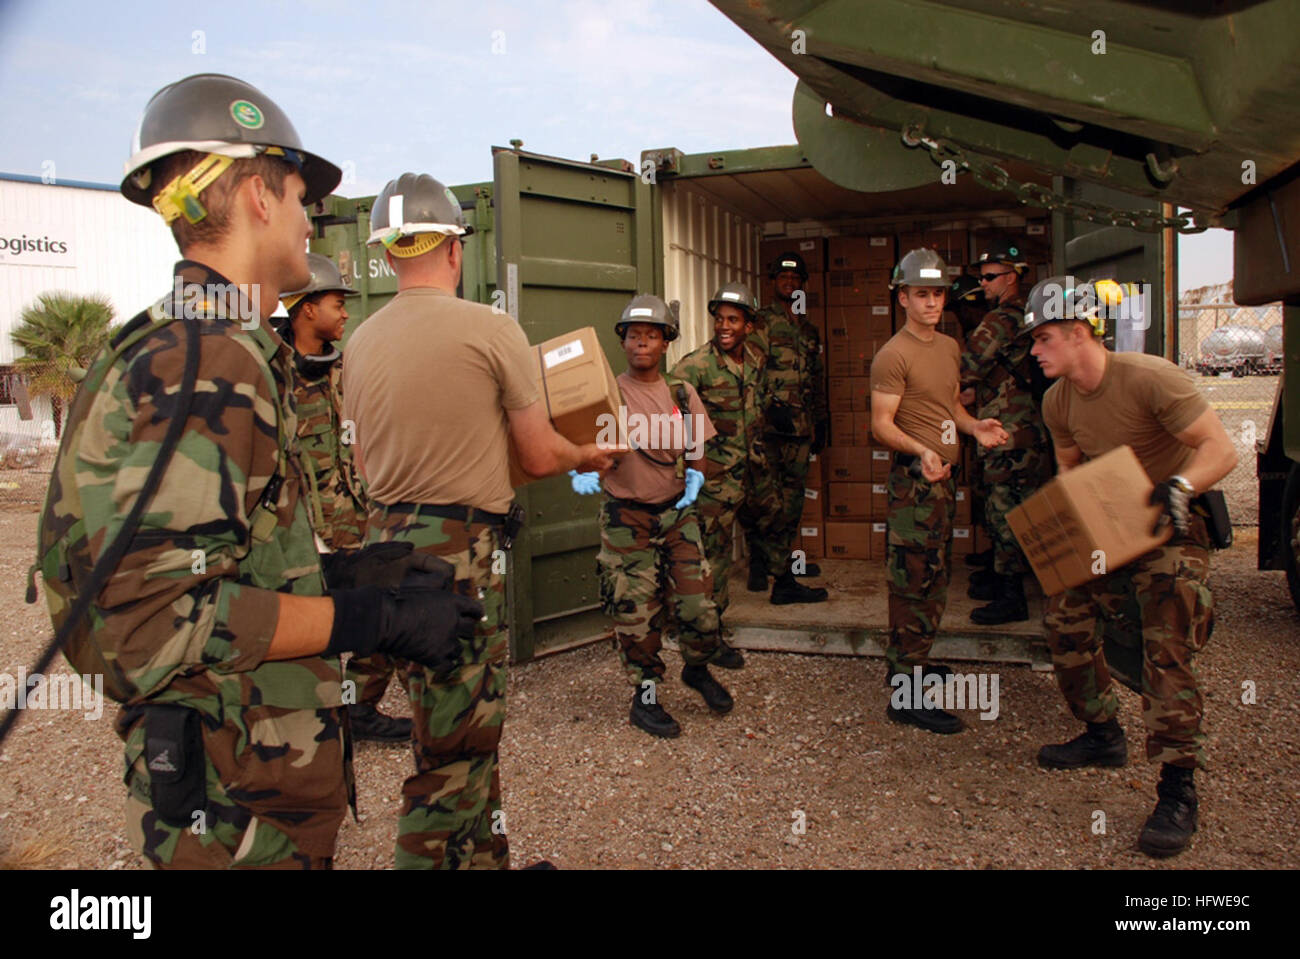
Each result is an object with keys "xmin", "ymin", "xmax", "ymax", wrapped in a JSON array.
[{"xmin": 492, "ymin": 146, "xmax": 658, "ymax": 662}]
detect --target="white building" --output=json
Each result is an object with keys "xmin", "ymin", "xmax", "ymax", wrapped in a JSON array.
[{"xmin": 1, "ymin": 173, "xmax": 180, "ymax": 445}]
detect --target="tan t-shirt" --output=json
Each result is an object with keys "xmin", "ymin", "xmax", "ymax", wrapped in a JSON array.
[
  {"xmin": 342, "ymin": 287, "xmax": 540, "ymax": 514},
  {"xmin": 869, "ymin": 326, "xmax": 962, "ymax": 463},
  {"xmin": 1042, "ymin": 351, "xmax": 1208, "ymax": 484},
  {"xmin": 602, "ymin": 373, "xmax": 716, "ymax": 504}
]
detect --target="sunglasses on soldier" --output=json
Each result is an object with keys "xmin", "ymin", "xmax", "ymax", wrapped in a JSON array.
[{"xmin": 979, "ymin": 270, "xmax": 1013, "ymax": 282}]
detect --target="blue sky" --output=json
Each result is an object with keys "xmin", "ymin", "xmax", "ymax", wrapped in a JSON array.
[{"xmin": 0, "ymin": 0, "xmax": 1232, "ymax": 290}]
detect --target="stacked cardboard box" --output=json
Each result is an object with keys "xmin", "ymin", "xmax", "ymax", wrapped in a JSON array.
[{"xmin": 798, "ymin": 452, "xmax": 825, "ymax": 559}]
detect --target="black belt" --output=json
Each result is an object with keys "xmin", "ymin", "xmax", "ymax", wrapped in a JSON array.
[
  {"xmin": 605, "ymin": 493, "xmax": 681, "ymax": 513},
  {"xmin": 377, "ymin": 502, "xmax": 508, "ymax": 526}
]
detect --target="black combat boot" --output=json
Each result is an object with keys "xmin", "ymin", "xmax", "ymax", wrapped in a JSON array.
[
  {"xmin": 964, "ymin": 547, "xmax": 993, "ymax": 568},
  {"xmin": 885, "ymin": 700, "xmax": 964, "ymax": 735},
  {"xmin": 713, "ymin": 640, "xmax": 746, "ymax": 670},
  {"xmin": 629, "ymin": 686, "xmax": 681, "ymax": 738},
  {"xmin": 1138, "ymin": 764, "xmax": 1198, "ymax": 858},
  {"xmin": 349, "ymin": 704, "xmax": 413, "ymax": 743},
  {"xmin": 1037, "ymin": 718, "xmax": 1128, "ymax": 769},
  {"xmin": 793, "ymin": 561, "xmax": 822, "ymax": 578},
  {"xmin": 970, "ymin": 573, "xmax": 1029, "ymax": 625},
  {"xmin": 771, "ymin": 559, "xmax": 828, "ymax": 605},
  {"xmin": 882, "ymin": 662, "xmax": 953, "ymax": 686},
  {"xmin": 967, "ymin": 567, "xmax": 998, "ymax": 600},
  {"xmin": 681, "ymin": 664, "xmax": 734, "ymax": 714},
  {"xmin": 747, "ymin": 557, "xmax": 768, "ymax": 592}
]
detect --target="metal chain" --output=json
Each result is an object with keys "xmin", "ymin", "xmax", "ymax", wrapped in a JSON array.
[{"xmin": 901, "ymin": 123, "xmax": 1209, "ymax": 234}]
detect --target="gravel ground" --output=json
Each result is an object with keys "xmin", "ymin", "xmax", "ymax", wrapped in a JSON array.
[{"xmin": 1, "ymin": 508, "xmax": 1296, "ymax": 870}]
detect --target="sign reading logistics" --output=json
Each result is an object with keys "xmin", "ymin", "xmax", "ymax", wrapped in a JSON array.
[{"xmin": 0, "ymin": 220, "xmax": 76, "ymax": 267}]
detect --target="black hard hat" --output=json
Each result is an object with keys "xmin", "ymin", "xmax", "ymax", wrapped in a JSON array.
[
  {"xmin": 949, "ymin": 273, "xmax": 985, "ymax": 306},
  {"xmin": 977, "ymin": 235, "xmax": 1030, "ymax": 271},
  {"xmin": 616, "ymin": 294, "xmax": 679, "ymax": 341},
  {"xmin": 122, "ymin": 73, "xmax": 341, "ymax": 213},
  {"xmin": 768, "ymin": 251, "xmax": 809, "ymax": 280}
]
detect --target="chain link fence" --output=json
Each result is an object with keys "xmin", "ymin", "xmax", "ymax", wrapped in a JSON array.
[{"xmin": 1178, "ymin": 302, "xmax": 1282, "ymax": 526}]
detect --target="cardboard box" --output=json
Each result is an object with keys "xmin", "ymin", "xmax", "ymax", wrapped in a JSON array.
[
  {"xmin": 847, "ymin": 337, "xmax": 877, "ymax": 377},
  {"xmin": 897, "ymin": 231, "xmax": 924, "ymax": 256},
  {"xmin": 854, "ymin": 412, "xmax": 875, "ymax": 446},
  {"xmin": 850, "ymin": 377, "xmax": 871, "ymax": 411},
  {"xmin": 799, "ymin": 524, "xmax": 825, "ymax": 560},
  {"xmin": 826, "ymin": 306, "xmax": 867, "ymax": 337},
  {"xmin": 1006, "ymin": 445, "xmax": 1171, "ymax": 596},
  {"xmin": 828, "ymin": 482, "xmax": 871, "ymax": 520},
  {"xmin": 797, "ymin": 272, "xmax": 825, "ymax": 311},
  {"xmin": 974, "ymin": 524, "xmax": 992, "ymax": 555},
  {"xmin": 825, "ymin": 447, "xmax": 872, "ymax": 482},
  {"xmin": 951, "ymin": 525, "xmax": 974, "ymax": 555},
  {"xmin": 870, "ymin": 448, "xmax": 893, "ymax": 482},
  {"xmin": 806, "ymin": 452, "xmax": 822, "ymax": 487},
  {"xmin": 510, "ymin": 326, "xmax": 622, "ymax": 486},
  {"xmin": 870, "ymin": 522, "xmax": 888, "ymax": 560},
  {"xmin": 871, "ymin": 483, "xmax": 889, "ymax": 520},
  {"xmin": 829, "ymin": 377, "xmax": 855, "ymax": 412},
  {"xmin": 800, "ymin": 486, "xmax": 823, "ymax": 524},
  {"xmin": 922, "ymin": 228, "xmax": 968, "ymax": 264},
  {"xmin": 830, "ymin": 412, "xmax": 856, "ymax": 447},
  {"xmin": 954, "ymin": 486, "xmax": 971, "ymax": 525},
  {"xmin": 828, "ymin": 270, "xmax": 870, "ymax": 306},
  {"xmin": 803, "ymin": 305, "xmax": 826, "ymax": 341},
  {"xmin": 827, "ymin": 236, "xmax": 872, "ymax": 271},
  {"xmin": 763, "ymin": 236, "xmax": 825, "ymax": 275},
  {"xmin": 826, "ymin": 521, "xmax": 870, "ymax": 560},
  {"xmin": 865, "ymin": 235, "xmax": 896, "ymax": 268}
]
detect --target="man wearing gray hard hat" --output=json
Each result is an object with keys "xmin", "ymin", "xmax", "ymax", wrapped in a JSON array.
[{"xmin": 344, "ymin": 172, "xmax": 620, "ymax": 869}]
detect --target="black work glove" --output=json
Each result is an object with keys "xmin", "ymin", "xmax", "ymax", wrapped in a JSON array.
[
  {"xmin": 1149, "ymin": 477, "xmax": 1193, "ymax": 537},
  {"xmin": 321, "ymin": 541, "xmax": 456, "ymax": 591},
  {"xmin": 811, "ymin": 419, "xmax": 829, "ymax": 455},
  {"xmin": 327, "ymin": 572, "xmax": 483, "ymax": 679},
  {"xmin": 767, "ymin": 401, "xmax": 797, "ymax": 435}
]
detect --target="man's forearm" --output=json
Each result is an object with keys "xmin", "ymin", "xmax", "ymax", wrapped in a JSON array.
[
  {"xmin": 953, "ymin": 404, "xmax": 980, "ymax": 436},
  {"xmin": 873, "ymin": 418, "xmax": 931, "ymax": 458},
  {"xmin": 1178, "ymin": 437, "xmax": 1239, "ymax": 494},
  {"xmin": 266, "ymin": 594, "xmax": 335, "ymax": 661}
]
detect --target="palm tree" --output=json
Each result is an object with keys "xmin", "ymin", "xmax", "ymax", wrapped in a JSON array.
[{"xmin": 9, "ymin": 292, "xmax": 116, "ymax": 439}]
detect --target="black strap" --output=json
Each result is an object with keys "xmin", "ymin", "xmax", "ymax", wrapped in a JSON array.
[
  {"xmin": 379, "ymin": 502, "xmax": 508, "ymax": 526},
  {"xmin": 0, "ymin": 318, "xmax": 202, "ymax": 750}
]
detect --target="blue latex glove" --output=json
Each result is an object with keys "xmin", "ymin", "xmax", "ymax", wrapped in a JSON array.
[
  {"xmin": 675, "ymin": 468, "xmax": 705, "ymax": 509},
  {"xmin": 569, "ymin": 470, "xmax": 601, "ymax": 495}
]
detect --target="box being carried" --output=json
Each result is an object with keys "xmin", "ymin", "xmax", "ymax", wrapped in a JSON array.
[
  {"xmin": 1006, "ymin": 445, "xmax": 1171, "ymax": 595},
  {"xmin": 510, "ymin": 326, "xmax": 623, "ymax": 487}
]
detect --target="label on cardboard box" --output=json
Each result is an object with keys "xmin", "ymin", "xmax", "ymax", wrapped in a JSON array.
[
  {"xmin": 804, "ymin": 488, "xmax": 819, "ymax": 500},
  {"xmin": 1007, "ymin": 445, "xmax": 1169, "ymax": 595},
  {"xmin": 869, "ymin": 236, "xmax": 888, "ymax": 246},
  {"xmin": 543, "ymin": 338, "xmax": 585, "ymax": 368},
  {"xmin": 1026, "ymin": 223, "xmax": 1046, "ymax": 235},
  {"xmin": 871, "ymin": 306, "xmax": 890, "ymax": 316}
]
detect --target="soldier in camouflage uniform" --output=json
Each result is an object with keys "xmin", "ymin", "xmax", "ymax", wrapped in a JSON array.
[
  {"xmin": 279, "ymin": 254, "xmax": 411, "ymax": 743},
  {"xmin": 1024, "ymin": 276, "xmax": 1238, "ymax": 858},
  {"xmin": 344, "ymin": 173, "xmax": 616, "ymax": 868},
  {"xmin": 573, "ymin": 295, "xmax": 734, "ymax": 739},
  {"xmin": 960, "ymin": 237, "xmax": 1052, "ymax": 624},
  {"xmin": 670, "ymin": 281, "xmax": 769, "ymax": 663},
  {"xmin": 870, "ymin": 250, "xmax": 1008, "ymax": 735},
  {"xmin": 742, "ymin": 251, "xmax": 830, "ymax": 604},
  {"xmin": 32, "ymin": 74, "xmax": 478, "ymax": 869}
]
